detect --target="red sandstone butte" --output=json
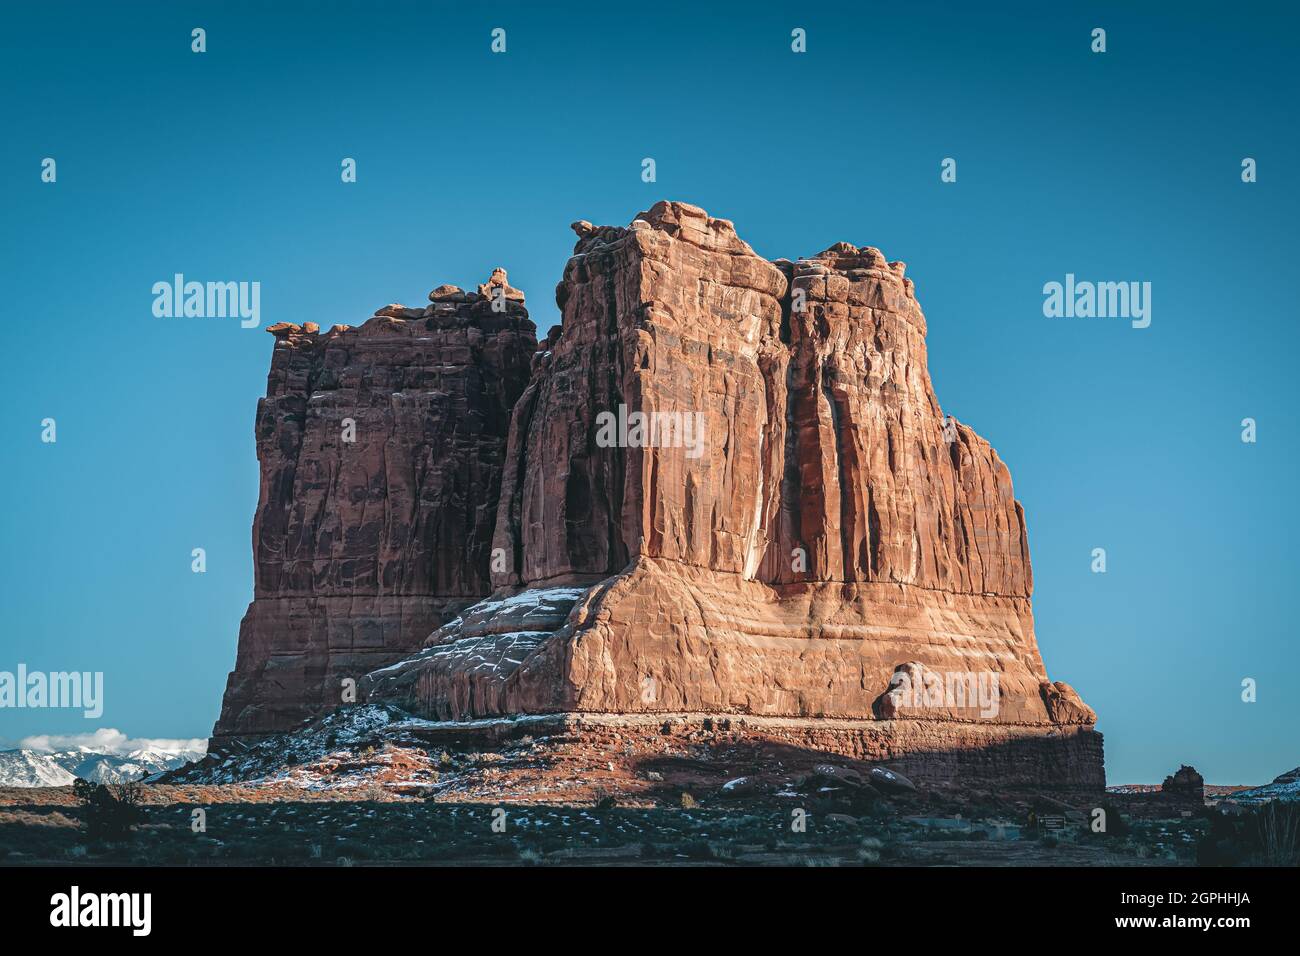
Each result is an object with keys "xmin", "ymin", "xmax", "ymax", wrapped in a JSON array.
[
  {"xmin": 211, "ymin": 272, "xmax": 536, "ymax": 744},
  {"xmin": 364, "ymin": 202, "xmax": 1103, "ymax": 788}
]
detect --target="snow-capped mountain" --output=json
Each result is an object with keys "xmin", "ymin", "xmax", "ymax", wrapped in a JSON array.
[
  {"xmin": 0, "ymin": 750, "xmax": 79, "ymax": 787},
  {"xmin": 0, "ymin": 738, "xmax": 206, "ymax": 787},
  {"xmin": 59, "ymin": 747, "xmax": 207, "ymax": 784}
]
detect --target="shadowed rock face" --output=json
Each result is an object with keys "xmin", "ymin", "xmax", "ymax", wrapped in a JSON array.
[
  {"xmin": 364, "ymin": 202, "xmax": 1103, "ymax": 788},
  {"xmin": 1162, "ymin": 765, "xmax": 1205, "ymax": 797},
  {"xmin": 211, "ymin": 273, "xmax": 536, "ymax": 744}
]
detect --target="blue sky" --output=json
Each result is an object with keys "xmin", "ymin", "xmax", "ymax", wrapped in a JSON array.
[{"xmin": 1, "ymin": 1, "xmax": 1296, "ymax": 784}]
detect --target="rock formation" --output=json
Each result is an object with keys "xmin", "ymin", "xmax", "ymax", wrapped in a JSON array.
[
  {"xmin": 364, "ymin": 201, "xmax": 1104, "ymax": 789},
  {"xmin": 211, "ymin": 272, "xmax": 536, "ymax": 745},
  {"xmin": 1161, "ymin": 764, "xmax": 1206, "ymax": 803}
]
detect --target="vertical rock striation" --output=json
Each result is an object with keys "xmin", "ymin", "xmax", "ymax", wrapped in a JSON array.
[
  {"xmin": 211, "ymin": 272, "xmax": 536, "ymax": 745},
  {"xmin": 365, "ymin": 203, "xmax": 1102, "ymax": 788}
]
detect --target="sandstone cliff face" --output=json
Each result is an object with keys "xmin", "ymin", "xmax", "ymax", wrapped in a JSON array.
[
  {"xmin": 365, "ymin": 203, "xmax": 1101, "ymax": 787},
  {"xmin": 212, "ymin": 273, "xmax": 535, "ymax": 743}
]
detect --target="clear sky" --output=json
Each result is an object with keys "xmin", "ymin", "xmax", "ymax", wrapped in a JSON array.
[{"xmin": 1, "ymin": 1, "xmax": 1296, "ymax": 784}]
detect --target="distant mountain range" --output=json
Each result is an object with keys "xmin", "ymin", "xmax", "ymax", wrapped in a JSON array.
[{"xmin": 0, "ymin": 745, "xmax": 206, "ymax": 787}]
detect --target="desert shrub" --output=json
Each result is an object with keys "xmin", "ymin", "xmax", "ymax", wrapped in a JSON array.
[
  {"xmin": 1092, "ymin": 801, "xmax": 1131, "ymax": 839},
  {"xmin": 1253, "ymin": 802, "xmax": 1300, "ymax": 865},
  {"xmin": 517, "ymin": 847, "xmax": 544, "ymax": 865},
  {"xmin": 1196, "ymin": 803, "xmax": 1297, "ymax": 866},
  {"xmin": 73, "ymin": 779, "xmax": 145, "ymax": 842},
  {"xmin": 1197, "ymin": 813, "xmax": 1240, "ymax": 865},
  {"xmin": 858, "ymin": 836, "xmax": 884, "ymax": 865},
  {"xmin": 707, "ymin": 842, "xmax": 735, "ymax": 860},
  {"xmin": 679, "ymin": 839, "xmax": 713, "ymax": 859}
]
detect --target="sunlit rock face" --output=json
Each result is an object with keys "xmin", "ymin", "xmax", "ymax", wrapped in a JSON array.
[{"xmin": 363, "ymin": 203, "xmax": 1102, "ymax": 789}]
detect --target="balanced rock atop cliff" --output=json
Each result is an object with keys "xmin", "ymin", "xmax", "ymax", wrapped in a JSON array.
[
  {"xmin": 364, "ymin": 202, "xmax": 1102, "ymax": 788},
  {"xmin": 212, "ymin": 272, "xmax": 536, "ymax": 743}
]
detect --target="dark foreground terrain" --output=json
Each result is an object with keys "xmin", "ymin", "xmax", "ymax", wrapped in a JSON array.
[
  {"xmin": 0, "ymin": 784, "xmax": 1210, "ymax": 867},
  {"xmin": 7, "ymin": 713, "xmax": 1293, "ymax": 867},
  {"xmin": 4, "ymin": 708, "xmax": 1292, "ymax": 867}
]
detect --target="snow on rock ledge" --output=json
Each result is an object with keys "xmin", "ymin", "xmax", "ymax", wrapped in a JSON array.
[{"xmin": 361, "ymin": 586, "xmax": 597, "ymax": 720}]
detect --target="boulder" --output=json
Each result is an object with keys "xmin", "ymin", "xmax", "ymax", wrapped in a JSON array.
[{"xmin": 869, "ymin": 767, "xmax": 918, "ymax": 794}]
